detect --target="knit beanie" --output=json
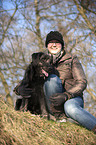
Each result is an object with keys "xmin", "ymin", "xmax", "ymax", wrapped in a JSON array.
[{"xmin": 45, "ymin": 31, "xmax": 64, "ymax": 49}]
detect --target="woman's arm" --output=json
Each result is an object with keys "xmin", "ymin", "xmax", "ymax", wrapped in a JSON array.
[{"xmin": 65, "ymin": 55, "xmax": 87, "ymax": 99}]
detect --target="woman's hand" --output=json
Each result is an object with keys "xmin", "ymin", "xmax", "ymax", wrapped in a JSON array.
[{"xmin": 50, "ymin": 93, "xmax": 68, "ymax": 106}]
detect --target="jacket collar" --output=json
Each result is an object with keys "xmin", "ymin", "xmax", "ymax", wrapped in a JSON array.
[{"xmin": 58, "ymin": 51, "xmax": 72, "ymax": 63}]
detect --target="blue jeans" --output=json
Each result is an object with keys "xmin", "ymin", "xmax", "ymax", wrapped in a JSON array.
[{"xmin": 43, "ymin": 74, "xmax": 96, "ymax": 130}]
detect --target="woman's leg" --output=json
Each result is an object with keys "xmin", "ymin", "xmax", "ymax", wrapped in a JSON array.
[
  {"xmin": 43, "ymin": 74, "xmax": 64, "ymax": 114},
  {"xmin": 64, "ymin": 97, "xmax": 96, "ymax": 130}
]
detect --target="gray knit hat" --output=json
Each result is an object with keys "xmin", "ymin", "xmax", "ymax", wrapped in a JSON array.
[{"xmin": 45, "ymin": 31, "xmax": 64, "ymax": 48}]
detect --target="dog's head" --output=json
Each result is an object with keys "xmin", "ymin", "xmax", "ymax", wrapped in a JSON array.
[
  {"xmin": 31, "ymin": 52, "xmax": 59, "ymax": 79},
  {"xmin": 32, "ymin": 52, "xmax": 51, "ymax": 64}
]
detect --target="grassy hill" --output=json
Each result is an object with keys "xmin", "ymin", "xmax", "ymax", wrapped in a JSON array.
[{"xmin": 0, "ymin": 98, "xmax": 96, "ymax": 145}]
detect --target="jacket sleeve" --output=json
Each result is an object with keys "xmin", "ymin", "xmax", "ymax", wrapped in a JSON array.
[{"xmin": 65, "ymin": 55, "xmax": 87, "ymax": 99}]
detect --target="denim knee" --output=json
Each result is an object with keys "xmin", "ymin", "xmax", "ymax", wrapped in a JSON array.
[
  {"xmin": 64, "ymin": 101, "xmax": 76, "ymax": 117},
  {"xmin": 43, "ymin": 74, "xmax": 64, "ymax": 98},
  {"xmin": 64, "ymin": 97, "xmax": 84, "ymax": 118},
  {"xmin": 47, "ymin": 74, "xmax": 62, "ymax": 84}
]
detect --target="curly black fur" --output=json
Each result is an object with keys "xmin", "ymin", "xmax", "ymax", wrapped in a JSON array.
[{"xmin": 13, "ymin": 52, "xmax": 59, "ymax": 116}]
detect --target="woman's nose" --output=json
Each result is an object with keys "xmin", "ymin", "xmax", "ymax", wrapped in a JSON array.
[{"xmin": 53, "ymin": 43, "xmax": 56, "ymax": 46}]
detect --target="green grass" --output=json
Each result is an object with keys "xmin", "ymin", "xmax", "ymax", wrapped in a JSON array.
[{"xmin": 0, "ymin": 98, "xmax": 96, "ymax": 145}]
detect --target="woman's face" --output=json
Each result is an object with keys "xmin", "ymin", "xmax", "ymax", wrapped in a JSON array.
[{"xmin": 47, "ymin": 40, "xmax": 62, "ymax": 55}]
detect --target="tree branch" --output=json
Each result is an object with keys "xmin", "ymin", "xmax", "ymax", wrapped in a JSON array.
[
  {"xmin": 0, "ymin": 6, "xmax": 18, "ymax": 46},
  {"xmin": 73, "ymin": 0, "xmax": 96, "ymax": 35}
]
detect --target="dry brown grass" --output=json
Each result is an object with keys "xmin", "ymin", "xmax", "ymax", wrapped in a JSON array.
[{"xmin": 0, "ymin": 98, "xmax": 96, "ymax": 145}]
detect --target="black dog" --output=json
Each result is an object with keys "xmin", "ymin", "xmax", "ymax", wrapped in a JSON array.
[{"xmin": 13, "ymin": 52, "xmax": 59, "ymax": 117}]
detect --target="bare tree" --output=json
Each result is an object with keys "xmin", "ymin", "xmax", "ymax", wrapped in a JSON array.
[{"xmin": 0, "ymin": 0, "xmax": 18, "ymax": 104}]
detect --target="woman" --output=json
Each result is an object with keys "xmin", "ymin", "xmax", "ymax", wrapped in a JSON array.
[{"xmin": 43, "ymin": 31, "xmax": 96, "ymax": 133}]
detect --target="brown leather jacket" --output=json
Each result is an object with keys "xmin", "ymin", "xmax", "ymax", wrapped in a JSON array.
[{"xmin": 54, "ymin": 51, "xmax": 87, "ymax": 100}]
